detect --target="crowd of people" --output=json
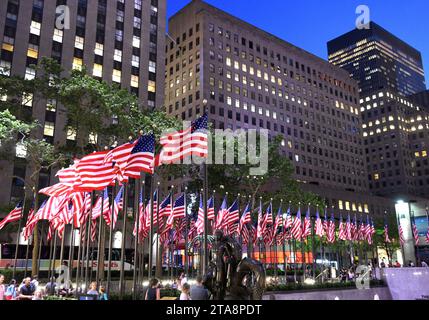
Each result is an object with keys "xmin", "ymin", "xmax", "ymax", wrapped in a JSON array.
[
  {"xmin": 145, "ymin": 272, "xmax": 209, "ymax": 301},
  {"xmin": 0, "ymin": 274, "xmax": 44, "ymax": 300}
]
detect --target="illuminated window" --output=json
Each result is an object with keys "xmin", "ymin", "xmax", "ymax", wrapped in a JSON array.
[
  {"xmin": 22, "ymin": 93, "xmax": 33, "ymax": 107},
  {"xmin": 0, "ymin": 60, "xmax": 11, "ymax": 76},
  {"xmin": 67, "ymin": 127, "xmax": 76, "ymax": 141},
  {"xmin": 364, "ymin": 204, "xmax": 369, "ymax": 213},
  {"xmin": 415, "ymin": 152, "xmax": 420, "ymax": 158},
  {"xmin": 133, "ymin": 36, "xmax": 140, "ymax": 48},
  {"xmin": 30, "ymin": 21, "xmax": 41, "ymax": 35},
  {"xmin": 75, "ymin": 36, "xmax": 84, "ymax": 49},
  {"xmin": 131, "ymin": 75, "xmax": 139, "ymax": 88},
  {"xmin": 89, "ymin": 133, "xmax": 98, "ymax": 145},
  {"xmin": 132, "ymin": 55, "xmax": 140, "ymax": 68},
  {"xmin": 352, "ymin": 203, "xmax": 357, "ymax": 211},
  {"xmin": 44, "ymin": 122, "xmax": 55, "ymax": 137},
  {"xmin": 226, "ymin": 57, "xmax": 231, "ymax": 67},
  {"xmin": 338, "ymin": 200, "xmax": 343, "ymax": 210},
  {"xmin": 25, "ymin": 68, "xmax": 35, "ymax": 80},
  {"xmin": 345, "ymin": 201, "xmax": 350, "ymax": 211},
  {"xmin": 358, "ymin": 204, "xmax": 363, "ymax": 213},
  {"xmin": 112, "ymin": 69, "xmax": 121, "ymax": 83},
  {"xmin": 72, "ymin": 58, "xmax": 83, "ymax": 70},
  {"xmin": 422, "ymin": 151, "xmax": 427, "ymax": 157},
  {"xmin": 149, "ymin": 61, "xmax": 156, "ymax": 73},
  {"xmin": 94, "ymin": 43, "xmax": 104, "ymax": 56},
  {"xmin": 53, "ymin": 29, "xmax": 63, "ymax": 43},
  {"xmin": 93, "ymin": 64, "xmax": 103, "ymax": 77},
  {"xmin": 114, "ymin": 49, "xmax": 122, "ymax": 62},
  {"xmin": 15, "ymin": 142, "xmax": 27, "ymax": 158},
  {"xmin": 46, "ymin": 99, "xmax": 56, "ymax": 111},
  {"xmin": 374, "ymin": 173, "xmax": 380, "ymax": 180}
]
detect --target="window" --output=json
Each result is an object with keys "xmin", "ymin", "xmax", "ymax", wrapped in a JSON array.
[
  {"xmin": 25, "ymin": 68, "xmax": 36, "ymax": 80},
  {"xmin": 30, "ymin": 21, "xmax": 41, "ymax": 36},
  {"xmin": 67, "ymin": 127, "xmax": 77, "ymax": 141},
  {"xmin": 72, "ymin": 58, "xmax": 83, "ymax": 70},
  {"xmin": 133, "ymin": 36, "xmax": 141, "ymax": 48},
  {"xmin": 44, "ymin": 122, "xmax": 55, "ymax": 137},
  {"xmin": 131, "ymin": 75, "xmax": 139, "ymax": 88},
  {"xmin": 94, "ymin": 43, "xmax": 104, "ymax": 56},
  {"xmin": 53, "ymin": 29, "xmax": 63, "ymax": 43},
  {"xmin": 75, "ymin": 36, "xmax": 84, "ymax": 49},
  {"xmin": 114, "ymin": 49, "xmax": 122, "ymax": 62},
  {"xmin": 148, "ymin": 80, "xmax": 156, "ymax": 93},
  {"xmin": 27, "ymin": 45, "xmax": 38, "ymax": 59},
  {"xmin": 93, "ymin": 64, "xmax": 103, "ymax": 77},
  {"xmin": 112, "ymin": 69, "xmax": 121, "ymax": 83}
]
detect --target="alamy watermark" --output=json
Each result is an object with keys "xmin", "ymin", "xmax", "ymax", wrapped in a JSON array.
[
  {"xmin": 356, "ymin": 5, "xmax": 371, "ymax": 30},
  {"xmin": 55, "ymin": 5, "xmax": 70, "ymax": 30},
  {"xmin": 161, "ymin": 123, "xmax": 269, "ymax": 176}
]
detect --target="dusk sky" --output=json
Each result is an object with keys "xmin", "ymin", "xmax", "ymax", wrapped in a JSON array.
[{"xmin": 167, "ymin": 0, "xmax": 429, "ymax": 87}]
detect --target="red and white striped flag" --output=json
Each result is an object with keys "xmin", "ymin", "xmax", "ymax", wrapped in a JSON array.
[
  {"xmin": 338, "ymin": 215, "xmax": 347, "ymax": 241},
  {"xmin": 0, "ymin": 201, "xmax": 23, "ymax": 230},
  {"xmin": 291, "ymin": 208, "xmax": 302, "ymax": 240},
  {"xmin": 412, "ymin": 222, "xmax": 419, "ymax": 245},
  {"xmin": 124, "ymin": 134, "xmax": 156, "ymax": 177},
  {"xmin": 301, "ymin": 207, "xmax": 311, "ymax": 238},
  {"xmin": 74, "ymin": 151, "xmax": 116, "ymax": 192},
  {"xmin": 158, "ymin": 113, "xmax": 208, "ymax": 165},
  {"xmin": 399, "ymin": 223, "xmax": 405, "ymax": 246}
]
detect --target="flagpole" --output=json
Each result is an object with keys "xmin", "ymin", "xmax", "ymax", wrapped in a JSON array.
[
  {"xmin": 47, "ymin": 227, "xmax": 53, "ymax": 281},
  {"xmin": 148, "ymin": 177, "xmax": 154, "ymax": 280},
  {"xmin": 202, "ymin": 162, "xmax": 209, "ymax": 276},
  {"xmin": 184, "ymin": 186, "xmax": 189, "ymax": 276},
  {"xmin": 119, "ymin": 182, "xmax": 129, "ymax": 299},
  {"xmin": 96, "ymin": 190, "xmax": 104, "ymax": 286},
  {"xmin": 75, "ymin": 226, "xmax": 82, "ymax": 292},
  {"xmin": 50, "ymin": 231, "xmax": 58, "ymax": 294},
  {"xmin": 133, "ymin": 176, "xmax": 143, "ymax": 300},
  {"xmin": 155, "ymin": 182, "xmax": 161, "ymax": 278},
  {"xmin": 107, "ymin": 182, "xmax": 118, "ymax": 296},
  {"xmin": 59, "ymin": 229, "xmax": 66, "ymax": 271},
  {"xmin": 68, "ymin": 225, "xmax": 75, "ymax": 286},
  {"xmin": 23, "ymin": 231, "xmax": 32, "ymax": 278},
  {"xmin": 311, "ymin": 207, "xmax": 316, "ymax": 279},
  {"xmin": 37, "ymin": 222, "xmax": 44, "ymax": 277},
  {"xmin": 169, "ymin": 185, "xmax": 174, "ymax": 281},
  {"xmin": 410, "ymin": 208, "xmax": 420, "ymax": 265},
  {"xmin": 84, "ymin": 191, "xmax": 94, "ymax": 291},
  {"xmin": 12, "ymin": 194, "xmax": 26, "ymax": 279}
]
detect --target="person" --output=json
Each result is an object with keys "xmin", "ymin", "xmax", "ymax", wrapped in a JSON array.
[
  {"xmin": 421, "ymin": 260, "xmax": 428, "ymax": 267},
  {"xmin": 45, "ymin": 277, "xmax": 57, "ymax": 295},
  {"xmin": 0, "ymin": 274, "xmax": 5, "ymax": 300},
  {"xmin": 348, "ymin": 268, "xmax": 354, "ymax": 281},
  {"xmin": 32, "ymin": 289, "xmax": 44, "ymax": 300},
  {"xmin": 19, "ymin": 277, "xmax": 35, "ymax": 300},
  {"xmin": 380, "ymin": 258, "xmax": 386, "ymax": 268},
  {"xmin": 98, "ymin": 286, "xmax": 108, "ymax": 300},
  {"xmin": 408, "ymin": 260, "xmax": 415, "ymax": 267},
  {"xmin": 394, "ymin": 260, "xmax": 401, "ymax": 268},
  {"xmin": 87, "ymin": 282, "xmax": 98, "ymax": 296},
  {"xmin": 145, "ymin": 278, "xmax": 161, "ymax": 300},
  {"xmin": 179, "ymin": 272, "xmax": 188, "ymax": 289},
  {"xmin": 31, "ymin": 275, "xmax": 39, "ymax": 290},
  {"xmin": 5, "ymin": 279, "xmax": 17, "ymax": 300},
  {"xmin": 190, "ymin": 275, "xmax": 209, "ymax": 300},
  {"xmin": 180, "ymin": 283, "xmax": 191, "ymax": 300}
]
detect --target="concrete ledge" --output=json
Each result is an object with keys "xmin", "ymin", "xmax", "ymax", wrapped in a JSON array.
[{"xmin": 263, "ymin": 287, "xmax": 392, "ymax": 300}]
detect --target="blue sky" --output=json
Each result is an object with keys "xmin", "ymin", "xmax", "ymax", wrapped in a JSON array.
[{"xmin": 167, "ymin": 0, "xmax": 429, "ymax": 87}]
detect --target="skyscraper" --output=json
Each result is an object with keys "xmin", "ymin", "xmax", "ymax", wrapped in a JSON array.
[
  {"xmin": 328, "ymin": 22, "xmax": 429, "ymax": 198},
  {"xmin": 165, "ymin": 0, "xmax": 395, "ymax": 217},
  {"xmin": 328, "ymin": 22, "xmax": 426, "ymax": 97},
  {"xmin": 0, "ymin": 0, "xmax": 166, "ymax": 205}
]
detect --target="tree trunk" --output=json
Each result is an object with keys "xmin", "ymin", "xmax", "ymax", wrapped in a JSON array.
[{"xmin": 31, "ymin": 223, "xmax": 39, "ymax": 276}]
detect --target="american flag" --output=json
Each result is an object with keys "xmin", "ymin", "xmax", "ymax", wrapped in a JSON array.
[
  {"xmin": 291, "ymin": 208, "xmax": 302, "ymax": 240},
  {"xmin": 39, "ymin": 183, "xmax": 73, "ymax": 198},
  {"xmin": 256, "ymin": 201, "xmax": 263, "ymax": 239},
  {"xmin": 92, "ymin": 188, "xmax": 110, "ymax": 223},
  {"xmin": 215, "ymin": 196, "xmax": 228, "ymax": 230},
  {"xmin": 158, "ymin": 113, "xmax": 208, "ymax": 164},
  {"xmin": 159, "ymin": 193, "xmax": 172, "ymax": 218},
  {"xmin": 425, "ymin": 224, "xmax": 429, "ymax": 244},
  {"xmin": 75, "ymin": 151, "xmax": 116, "ymax": 192},
  {"xmin": 0, "ymin": 201, "xmax": 23, "ymax": 230},
  {"xmin": 107, "ymin": 185, "xmax": 124, "ymax": 229},
  {"xmin": 412, "ymin": 221, "xmax": 419, "ymax": 245},
  {"xmin": 78, "ymin": 192, "xmax": 92, "ymax": 228},
  {"xmin": 326, "ymin": 213, "xmax": 336, "ymax": 243},
  {"xmin": 301, "ymin": 206, "xmax": 312, "ymax": 238},
  {"xmin": 323, "ymin": 210, "xmax": 329, "ymax": 235},
  {"xmin": 365, "ymin": 216, "xmax": 373, "ymax": 244},
  {"xmin": 133, "ymin": 190, "xmax": 146, "ymax": 238},
  {"xmin": 398, "ymin": 223, "xmax": 405, "ymax": 247},
  {"xmin": 207, "ymin": 196, "xmax": 215, "ymax": 220},
  {"xmin": 104, "ymin": 140, "xmax": 137, "ymax": 181},
  {"xmin": 124, "ymin": 134, "xmax": 156, "ymax": 177},
  {"xmin": 56, "ymin": 160, "xmax": 81, "ymax": 187},
  {"xmin": 144, "ymin": 190, "xmax": 158, "ymax": 229},
  {"xmin": 351, "ymin": 215, "xmax": 358, "ymax": 241},
  {"xmin": 315, "ymin": 210, "xmax": 324, "ymax": 238},
  {"xmin": 172, "ymin": 193, "xmax": 186, "ymax": 219},
  {"xmin": 274, "ymin": 205, "xmax": 283, "ymax": 230},
  {"xmin": 384, "ymin": 219, "xmax": 391, "ymax": 243},
  {"xmin": 196, "ymin": 194, "xmax": 205, "ymax": 235},
  {"xmin": 23, "ymin": 202, "xmax": 37, "ymax": 240},
  {"xmin": 241, "ymin": 224, "xmax": 250, "ymax": 245},
  {"xmin": 225, "ymin": 198, "xmax": 240, "ymax": 231},
  {"xmin": 345, "ymin": 214, "xmax": 352, "ymax": 241},
  {"xmin": 338, "ymin": 215, "xmax": 347, "ymax": 241},
  {"xmin": 262, "ymin": 203, "xmax": 273, "ymax": 243},
  {"xmin": 70, "ymin": 192, "xmax": 84, "ymax": 227},
  {"xmin": 237, "ymin": 202, "xmax": 251, "ymax": 234},
  {"xmin": 282, "ymin": 206, "xmax": 292, "ymax": 241}
]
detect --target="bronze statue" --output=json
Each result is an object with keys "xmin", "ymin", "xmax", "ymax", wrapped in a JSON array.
[{"xmin": 202, "ymin": 230, "xmax": 266, "ymax": 300}]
